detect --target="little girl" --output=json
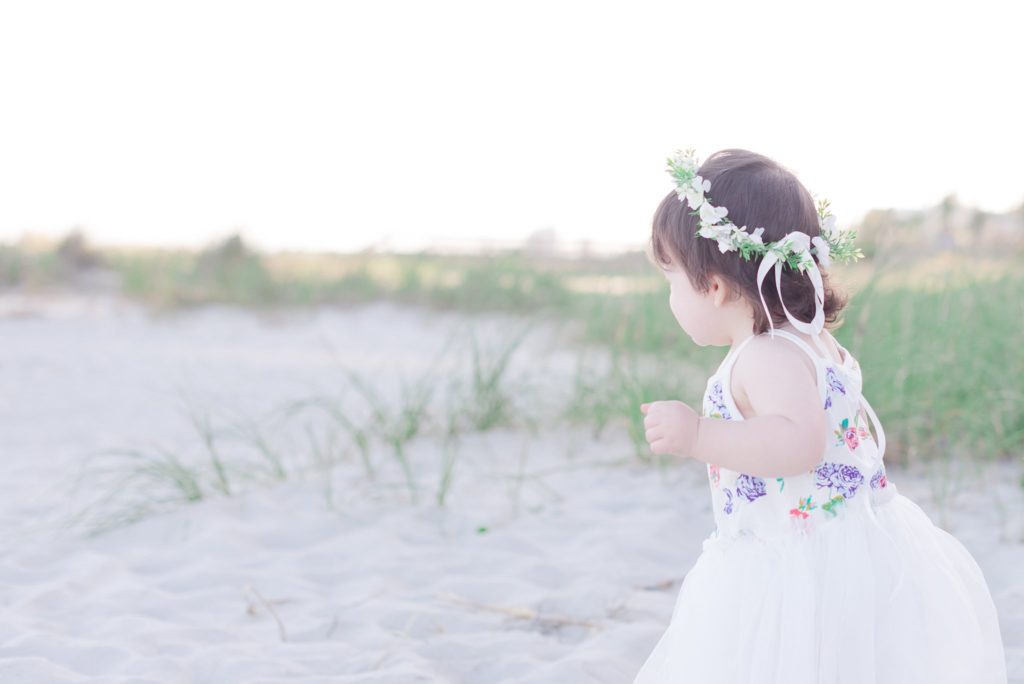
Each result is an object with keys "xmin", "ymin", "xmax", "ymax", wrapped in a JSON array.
[{"xmin": 632, "ymin": 149, "xmax": 1007, "ymax": 683}]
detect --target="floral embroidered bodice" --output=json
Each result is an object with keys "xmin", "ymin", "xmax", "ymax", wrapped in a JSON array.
[{"xmin": 702, "ymin": 328, "xmax": 896, "ymax": 542}]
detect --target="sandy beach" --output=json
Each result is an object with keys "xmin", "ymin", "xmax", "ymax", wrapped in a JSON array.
[{"xmin": 2, "ymin": 292, "xmax": 1022, "ymax": 683}]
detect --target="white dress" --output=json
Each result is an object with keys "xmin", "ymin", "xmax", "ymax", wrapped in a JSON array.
[{"xmin": 633, "ymin": 328, "xmax": 1007, "ymax": 684}]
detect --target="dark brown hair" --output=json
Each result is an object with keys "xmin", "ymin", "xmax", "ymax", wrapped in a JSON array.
[{"xmin": 649, "ymin": 148, "xmax": 849, "ymax": 334}]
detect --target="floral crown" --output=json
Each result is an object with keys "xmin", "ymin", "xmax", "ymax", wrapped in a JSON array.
[
  {"xmin": 664, "ymin": 148, "xmax": 865, "ymax": 348},
  {"xmin": 666, "ymin": 148, "xmax": 863, "ymax": 271}
]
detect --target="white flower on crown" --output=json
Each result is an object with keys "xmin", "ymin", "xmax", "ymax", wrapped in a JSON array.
[
  {"xmin": 716, "ymin": 234, "xmax": 737, "ymax": 253},
  {"xmin": 782, "ymin": 231, "xmax": 810, "ymax": 251},
  {"xmin": 777, "ymin": 231, "xmax": 812, "ymax": 272},
  {"xmin": 819, "ymin": 213, "xmax": 836, "ymax": 238},
  {"xmin": 698, "ymin": 223, "xmax": 729, "ymax": 241},
  {"xmin": 811, "ymin": 235, "xmax": 831, "ymax": 267},
  {"xmin": 682, "ymin": 175, "xmax": 711, "ymax": 210},
  {"xmin": 697, "ymin": 224, "xmax": 721, "ymax": 239},
  {"xmin": 699, "ymin": 201, "xmax": 728, "ymax": 226},
  {"xmin": 694, "ymin": 222, "xmax": 733, "ymax": 253}
]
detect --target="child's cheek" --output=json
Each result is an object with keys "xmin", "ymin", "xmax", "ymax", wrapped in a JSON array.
[{"xmin": 668, "ymin": 290, "xmax": 684, "ymax": 323}]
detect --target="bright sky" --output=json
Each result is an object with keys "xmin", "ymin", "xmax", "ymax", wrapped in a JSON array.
[{"xmin": 1, "ymin": 0, "xmax": 1020, "ymax": 254}]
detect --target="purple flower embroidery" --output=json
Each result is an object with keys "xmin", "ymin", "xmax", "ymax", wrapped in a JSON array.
[
  {"xmin": 870, "ymin": 467, "xmax": 888, "ymax": 489},
  {"xmin": 723, "ymin": 488, "xmax": 734, "ymax": 514},
  {"xmin": 735, "ymin": 474, "xmax": 767, "ymax": 502},
  {"xmin": 814, "ymin": 461, "xmax": 864, "ymax": 499},
  {"xmin": 707, "ymin": 380, "xmax": 733, "ymax": 420},
  {"xmin": 826, "ymin": 367, "xmax": 846, "ymax": 396},
  {"xmin": 824, "ymin": 394, "xmax": 832, "ymax": 410}
]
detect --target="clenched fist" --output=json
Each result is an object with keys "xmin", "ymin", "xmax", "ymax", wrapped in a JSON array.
[{"xmin": 640, "ymin": 400, "xmax": 701, "ymax": 460}]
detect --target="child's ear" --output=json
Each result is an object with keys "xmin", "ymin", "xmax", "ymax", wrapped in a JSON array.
[{"xmin": 710, "ymin": 274, "xmax": 730, "ymax": 308}]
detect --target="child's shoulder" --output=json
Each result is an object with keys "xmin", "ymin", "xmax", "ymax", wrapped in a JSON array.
[
  {"xmin": 728, "ymin": 332, "xmax": 824, "ymax": 420},
  {"xmin": 738, "ymin": 328, "xmax": 850, "ymax": 375},
  {"xmin": 736, "ymin": 332, "xmax": 822, "ymax": 379}
]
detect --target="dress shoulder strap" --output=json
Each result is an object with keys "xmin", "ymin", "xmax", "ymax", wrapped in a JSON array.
[
  {"xmin": 715, "ymin": 333, "xmax": 760, "ymax": 377},
  {"xmin": 717, "ymin": 329, "xmax": 823, "ymax": 379},
  {"xmin": 761, "ymin": 329, "xmax": 827, "ymax": 367},
  {"xmin": 715, "ymin": 328, "xmax": 829, "ymax": 415},
  {"xmin": 767, "ymin": 330, "xmax": 888, "ymax": 462}
]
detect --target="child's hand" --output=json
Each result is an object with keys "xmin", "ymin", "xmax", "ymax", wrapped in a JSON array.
[{"xmin": 640, "ymin": 400, "xmax": 701, "ymax": 460}]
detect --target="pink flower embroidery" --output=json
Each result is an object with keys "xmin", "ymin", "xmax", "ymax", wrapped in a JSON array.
[
  {"xmin": 834, "ymin": 417, "xmax": 860, "ymax": 451},
  {"xmin": 709, "ymin": 464, "xmax": 721, "ymax": 486},
  {"xmin": 844, "ymin": 426, "xmax": 859, "ymax": 450}
]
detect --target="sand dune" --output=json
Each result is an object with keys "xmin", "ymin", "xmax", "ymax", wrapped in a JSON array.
[{"xmin": 2, "ymin": 293, "xmax": 1021, "ymax": 682}]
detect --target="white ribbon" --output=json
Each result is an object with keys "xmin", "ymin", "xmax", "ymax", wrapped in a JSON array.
[
  {"xmin": 755, "ymin": 231, "xmax": 832, "ymax": 360},
  {"xmin": 858, "ymin": 393, "xmax": 902, "ymax": 600},
  {"xmin": 756, "ymin": 230, "xmax": 903, "ymax": 600}
]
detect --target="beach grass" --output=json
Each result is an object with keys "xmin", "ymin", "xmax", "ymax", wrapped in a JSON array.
[{"xmin": 15, "ymin": 230, "xmax": 1022, "ymax": 531}]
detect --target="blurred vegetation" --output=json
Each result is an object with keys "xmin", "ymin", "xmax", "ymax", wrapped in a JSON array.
[
  {"xmin": 0, "ymin": 229, "xmax": 108, "ymax": 288},
  {"xmin": 3, "ymin": 216, "xmax": 1024, "ymax": 475}
]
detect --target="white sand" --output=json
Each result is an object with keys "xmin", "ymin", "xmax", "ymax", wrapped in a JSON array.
[{"xmin": 1, "ymin": 292, "xmax": 1021, "ymax": 683}]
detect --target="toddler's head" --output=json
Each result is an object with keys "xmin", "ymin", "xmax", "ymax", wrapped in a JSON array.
[{"xmin": 648, "ymin": 148, "xmax": 849, "ymax": 346}]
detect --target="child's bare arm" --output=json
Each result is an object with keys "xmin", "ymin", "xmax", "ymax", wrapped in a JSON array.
[{"xmin": 690, "ymin": 339, "xmax": 829, "ymax": 478}]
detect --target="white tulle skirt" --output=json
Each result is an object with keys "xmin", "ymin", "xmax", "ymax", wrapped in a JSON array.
[{"xmin": 633, "ymin": 484, "xmax": 1007, "ymax": 684}]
